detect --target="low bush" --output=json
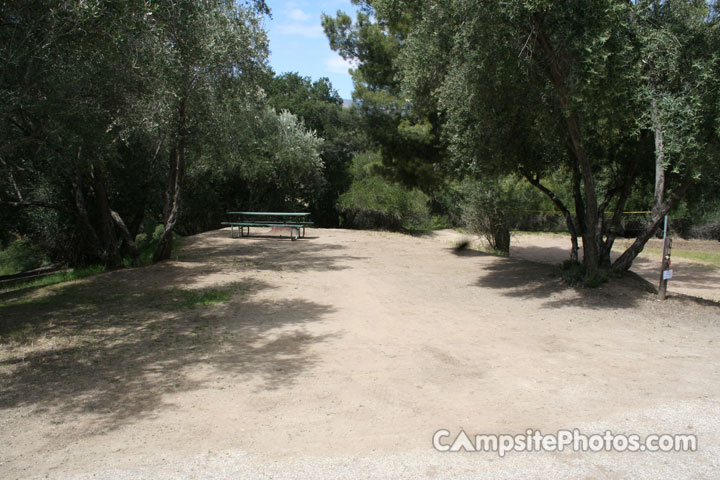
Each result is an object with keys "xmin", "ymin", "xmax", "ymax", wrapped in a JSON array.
[
  {"xmin": 689, "ymin": 221, "xmax": 720, "ymax": 241},
  {"xmin": 337, "ymin": 152, "xmax": 433, "ymax": 232},
  {"xmin": 460, "ymin": 179, "xmax": 519, "ymax": 254},
  {"xmin": 127, "ymin": 225, "xmax": 183, "ymax": 267},
  {"xmin": 0, "ymin": 239, "xmax": 48, "ymax": 276}
]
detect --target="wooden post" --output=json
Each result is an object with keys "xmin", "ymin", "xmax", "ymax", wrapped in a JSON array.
[{"xmin": 658, "ymin": 215, "xmax": 672, "ymax": 300}]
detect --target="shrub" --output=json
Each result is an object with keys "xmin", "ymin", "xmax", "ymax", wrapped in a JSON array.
[
  {"xmin": 337, "ymin": 152, "xmax": 433, "ymax": 232},
  {"xmin": 0, "ymin": 239, "xmax": 48, "ymax": 276},
  {"xmin": 514, "ymin": 212, "xmax": 563, "ymax": 232},
  {"xmin": 129, "ymin": 225, "xmax": 182, "ymax": 266},
  {"xmin": 689, "ymin": 221, "xmax": 720, "ymax": 241},
  {"xmin": 461, "ymin": 179, "xmax": 519, "ymax": 254}
]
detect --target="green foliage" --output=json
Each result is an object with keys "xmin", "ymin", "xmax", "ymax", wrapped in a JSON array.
[
  {"xmin": 689, "ymin": 222, "xmax": 720, "ymax": 242},
  {"xmin": 267, "ymin": 73, "xmax": 343, "ymax": 131},
  {"xmin": 460, "ymin": 175, "xmax": 568, "ymax": 242},
  {"xmin": 337, "ymin": 152, "xmax": 432, "ymax": 231},
  {"xmin": 0, "ymin": 0, "xmax": 276, "ymax": 267},
  {"xmin": 0, "ymin": 240, "xmax": 48, "ymax": 276},
  {"xmin": 322, "ymin": 2, "xmax": 448, "ymax": 190},
  {"xmin": 239, "ymin": 108, "xmax": 325, "ymax": 197},
  {"xmin": 461, "ymin": 179, "xmax": 522, "ymax": 254},
  {"xmin": 179, "ymin": 287, "xmax": 234, "ymax": 308},
  {"xmin": 129, "ymin": 225, "xmax": 181, "ymax": 267},
  {"xmin": 393, "ymin": 0, "xmax": 719, "ymax": 277},
  {"xmin": 266, "ymin": 72, "xmax": 366, "ymax": 227},
  {"xmin": 181, "ymin": 106, "xmax": 325, "ymax": 234}
]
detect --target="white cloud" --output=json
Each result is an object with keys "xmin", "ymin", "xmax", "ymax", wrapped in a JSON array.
[
  {"xmin": 276, "ymin": 6, "xmax": 320, "ymax": 38},
  {"xmin": 276, "ymin": 22, "xmax": 324, "ymax": 38},
  {"xmin": 325, "ymin": 54, "xmax": 356, "ymax": 74},
  {"xmin": 287, "ymin": 8, "xmax": 312, "ymax": 22}
]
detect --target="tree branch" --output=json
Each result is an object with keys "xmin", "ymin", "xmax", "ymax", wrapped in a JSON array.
[
  {"xmin": 534, "ymin": 21, "xmax": 600, "ymax": 269},
  {"xmin": 1, "ymin": 200, "xmax": 73, "ymax": 215},
  {"xmin": 110, "ymin": 209, "xmax": 140, "ymax": 267},
  {"xmin": 612, "ymin": 175, "xmax": 694, "ymax": 272},
  {"xmin": 0, "ymin": 155, "xmax": 24, "ymax": 201},
  {"xmin": 598, "ymin": 185, "xmax": 622, "ymax": 216},
  {"xmin": 522, "ymin": 170, "xmax": 580, "ymax": 261}
]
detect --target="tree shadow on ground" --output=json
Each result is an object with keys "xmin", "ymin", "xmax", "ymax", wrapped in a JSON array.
[
  {"xmin": 0, "ymin": 276, "xmax": 336, "ymax": 430},
  {"xmin": 446, "ymin": 246, "xmax": 494, "ymax": 258},
  {"xmin": 0, "ymin": 230, "xmax": 342, "ymax": 432},
  {"xmin": 510, "ymin": 241, "xmax": 720, "ymax": 304},
  {"xmin": 233, "ymin": 234, "xmax": 322, "ymax": 241},
  {"xmin": 510, "ymin": 244, "xmax": 573, "ymax": 263},
  {"xmin": 176, "ymin": 229, "xmax": 368, "ymax": 273},
  {"xmin": 472, "ymin": 257, "xmax": 653, "ymax": 310},
  {"xmin": 631, "ymin": 255, "xmax": 720, "ymax": 296}
]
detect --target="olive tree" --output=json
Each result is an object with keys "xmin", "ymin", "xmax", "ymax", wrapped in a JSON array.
[{"xmin": 398, "ymin": 0, "xmax": 719, "ymax": 278}]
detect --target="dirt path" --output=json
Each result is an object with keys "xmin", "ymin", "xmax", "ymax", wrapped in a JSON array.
[{"xmin": 1, "ymin": 228, "xmax": 719, "ymax": 479}]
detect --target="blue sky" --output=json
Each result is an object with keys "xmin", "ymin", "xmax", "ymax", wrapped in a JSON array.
[{"xmin": 263, "ymin": 1, "xmax": 360, "ymax": 99}]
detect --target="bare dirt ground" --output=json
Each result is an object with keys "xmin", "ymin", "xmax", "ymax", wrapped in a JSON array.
[{"xmin": 1, "ymin": 228, "xmax": 719, "ymax": 479}]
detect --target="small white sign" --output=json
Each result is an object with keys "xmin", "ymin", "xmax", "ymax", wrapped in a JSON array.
[{"xmin": 663, "ymin": 269, "xmax": 673, "ymax": 280}]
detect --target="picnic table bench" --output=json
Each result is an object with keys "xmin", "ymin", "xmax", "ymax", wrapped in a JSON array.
[{"xmin": 221, "ymin": 212, "xmax": 312, "ymax": 241}]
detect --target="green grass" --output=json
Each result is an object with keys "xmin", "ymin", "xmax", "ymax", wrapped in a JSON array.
[
  {"xmin": 1, "ymin": 226, "xmax": 181, "ymax": 297},
  {"xmin": 641, "ymin": 247, "xmax": 720, "ymax": 266},
  {"xmin": 178, "ymin": 286, "xmax": 235, "ymax": 308},
  {"xmin": 0, "ymin": 265, "xmax": 103, "ymax": 294}
]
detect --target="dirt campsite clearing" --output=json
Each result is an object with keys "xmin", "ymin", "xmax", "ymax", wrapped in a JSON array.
[{"xmin": 1, "ymin": 228, "xmax": 719, "ymax": 479}]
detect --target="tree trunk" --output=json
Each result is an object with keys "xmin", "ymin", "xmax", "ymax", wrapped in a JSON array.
[
  {"xmin": 651, "ymin": 98, "xmax": 666, "ymax": 210},
  {"xmin": 153, "ymin": 98, "xmax": 187, "ymax": 263},
  {"xmin": 535, "ymin": 28, "xmax": 600, "ymax": 275},
  {"xmin": 128, "ymin": 135, "xmax": 165, "ymax": 239},
  {"xmin": 89, "ymin": 163, "xmax": 124, "ymax": 270},
  {"xmin": 128, "ymin": 200, "xmax": 146, "ymax": 240},
  {"xmin": 612, "ymin": 97, "xmax": 691, "ymax": 272},
  {"xmin": 110, "ymin": 209, "xmax": 140, "ymax": 267},
  {"xmin": 612, "ymin": 180, "xmax": 691, "ymax": 272},
  {"xmin": 598, "ymin": 170, "xmax": 635, "ymax": 269},
  {"xmin": 568, "ymin": 116, "xmax": 600, "ymax": 276},
  {"xmin": 71, "ymin": 169, "xmax": 106, "ymax": 264},
  {"xmin": 571, "ymin": 161, "xmax": 586, "ymax": 239},
  {"xmin": 494, "ymin": 227, "xmax": 511, "ymax": 255}
]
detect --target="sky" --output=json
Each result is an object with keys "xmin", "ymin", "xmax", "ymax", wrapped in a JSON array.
[{"xmin": 263, "ymin": 1, "xmax": 360, "ymax": 99}]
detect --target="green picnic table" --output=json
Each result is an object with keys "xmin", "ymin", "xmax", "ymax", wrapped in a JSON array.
[{"xmin": 221, "ymin": 212, "xmax": 312, "ymax": 241}]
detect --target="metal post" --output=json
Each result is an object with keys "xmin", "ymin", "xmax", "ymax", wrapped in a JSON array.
[{"xmin": 658, "ymin": 215, "xmax": 672, "ymax": 300}]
